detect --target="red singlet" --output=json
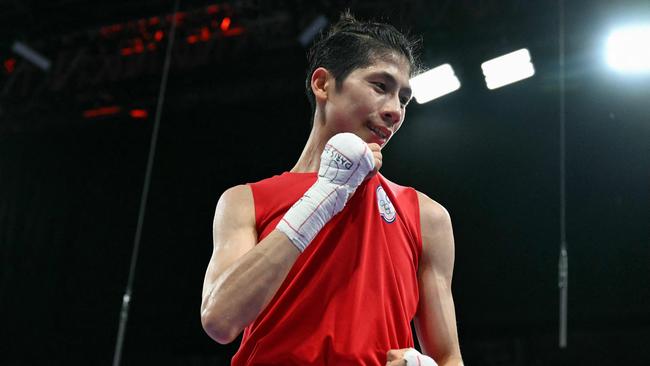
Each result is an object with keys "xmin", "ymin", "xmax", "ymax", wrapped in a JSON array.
[{"xmin": 232, "ymin": 172, "xmax": 422, "ymax": 366}]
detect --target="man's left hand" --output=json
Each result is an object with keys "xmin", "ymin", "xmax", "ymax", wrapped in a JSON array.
[
  {"xmin": 386, "ymin": 348, "xmax": 409, "ymax": 366},
  {"xmin": 386, "ymin": 348, "xmax": 439, "ymax": 366}
]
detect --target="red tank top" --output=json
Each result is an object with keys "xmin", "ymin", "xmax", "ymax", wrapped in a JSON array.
[{"xmin": 232, "ymin": 172, "xmax": 422, "ymax": 366}]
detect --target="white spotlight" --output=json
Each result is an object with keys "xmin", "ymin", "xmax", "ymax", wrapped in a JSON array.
[
  {"xmin": 410, "ymin": 64, "xmax": 461, "ymax": 104},
  {"xmin": 606, "ymin": 25, "xmax": 650, "ymax": 73},
  {"xmin": 12, "ymin": 41, "xmax": 51, "ymax": 71},
  {"xmin": 481, "ymin": 48, "xmax": 535, "ymax": 90},
  {"xmin": 298, "ymin": 15, "xmax": 328, "ymax": 47}
]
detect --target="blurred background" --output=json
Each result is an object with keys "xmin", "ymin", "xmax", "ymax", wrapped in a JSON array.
[{"xmin": 1, "ymin": 0, "xmax": 648, "ymax": 365}]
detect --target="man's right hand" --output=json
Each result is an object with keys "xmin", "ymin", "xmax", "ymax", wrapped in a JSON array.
[
  {"xmin": 277, "ymin": 132, "xmax": 375, "ymax": 252},
  {"xmin": 318, "ymin": 132, "xmax": 376, "ymax": 188}
]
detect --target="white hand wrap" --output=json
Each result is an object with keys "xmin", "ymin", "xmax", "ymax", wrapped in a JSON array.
[
  {"xmin": 404, "ymin": 349, "xmax": 438, "ymax": 366},
  {"xmin": 276, "ymin": 133, "xmax": 374, "ymax": 252}
]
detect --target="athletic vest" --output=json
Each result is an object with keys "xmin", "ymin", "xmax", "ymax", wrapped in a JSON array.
[{"xmin": 231, "ymin": 172, "xmax": 422, "ymax": 366}]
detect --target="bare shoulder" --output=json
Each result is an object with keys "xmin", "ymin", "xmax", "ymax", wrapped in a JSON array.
[
  {"xmin": 214, "ymin": 185, "xmax": 255, "ymax": 230},
  {"xmin": 203, "ymin": 185, "xmax": 257, "ymax": 306},
  {"xmin": 203, "ymin": 184, "xmax": 257, "ymax": 298},
  {"xmin": 212, "ymin": 184, "xmax": 257, "ymax": 257},
  {"xmin": 217, "ymin": 184, "xmax": 254, "ymax": 210},
  {"xmin": 415, "ymin": 191, "xmax": 455, "ymax": 275},
  {"xmin": 415, "ymin": 190, "xmax": 452, "ymax": 232}
]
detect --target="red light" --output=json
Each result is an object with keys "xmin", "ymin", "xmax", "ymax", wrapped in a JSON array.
[
  {"xmin": 187, "ymin": 35, "xmax": 198, "ymax": 44},
  {"xmin": 149, "ymin": 16, "xmax": 160, "ymax": 25},
  {"xmin": 147, "ymin": 43, "xmax": 156, "ymax": 51},
  {"xmin": 200, "ymin": 27, "xmax": 211, "ymax": 41},
  {"xmin": 154, "ymin": 30, "xmax": 164, "ymax": 41},
  {"xmin": 166, "ymin": 12, "xmax": 185, "ymax": 23},
  {"xmin": 4, "ymin": 58, "xmax": 16, "ymax": 73},
  {"xmin": 120, "ymin": 47, "xmax": 133, "ymax": 56},
  {"xmin": 100, "ymin": 23, "xmax": 123, "ymax": 37},
  {"xmin": 130, "ymin": 109, "xmax": 148, "ymax": 119},
  {"xmin": 83, "ymin": 106, "xmax": 122, "ymax": 118},
  {"xmin": 220, "ymin": 17, "xmax": 231, "ymax": 32},
  {"xmin": 133, "ymin": 38, "xmax": 144, "ymax": 53},
  {"xmin": 224, "ymin": 27, "xmax": 244, "ymax": 37},
  {"xmin": 207, "ymin": 5, "xmax": 219, "ymax": 14}
]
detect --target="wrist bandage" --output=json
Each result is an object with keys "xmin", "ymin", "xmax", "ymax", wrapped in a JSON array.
[
  {"xmin": 277, "ymin": 133, "xmax": 374, "ymax": 252},
  {"xmin": 404, "ymin": 349, "xmax": 438, "ymax": 366}
]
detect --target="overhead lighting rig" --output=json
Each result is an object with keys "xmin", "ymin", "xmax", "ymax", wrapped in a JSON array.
[{"xmin": 1, "ymin": 2, "xmax": 293, "ymax": 100}]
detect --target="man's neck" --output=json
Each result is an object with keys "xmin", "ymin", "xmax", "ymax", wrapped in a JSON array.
[{"xmin": 291, "ymin": 122, "xmax": 330, "ymax": 173}]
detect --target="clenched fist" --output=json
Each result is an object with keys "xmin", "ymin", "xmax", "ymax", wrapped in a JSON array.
[{"xmin": 386, "ymin": 348, "xmax": 438, "ymax": 366}]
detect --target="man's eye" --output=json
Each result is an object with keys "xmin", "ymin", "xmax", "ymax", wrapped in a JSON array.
[
  {"xmin": 400, "ymin": 97, "xmax": 409, "ymax": 106},
  {"xmin": 373, "ymin": 82, "xmax": 386, "ymax": 91}
]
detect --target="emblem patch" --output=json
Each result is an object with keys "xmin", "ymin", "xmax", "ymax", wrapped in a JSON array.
[{"xmin": 376, "ymin": 185, "xmax": 396, "ymax": 223}]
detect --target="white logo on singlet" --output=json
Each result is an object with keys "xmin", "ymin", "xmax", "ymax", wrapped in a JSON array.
[{"xmin": 376, "ymin": 185, "xmax": 396, "ymax": 223}]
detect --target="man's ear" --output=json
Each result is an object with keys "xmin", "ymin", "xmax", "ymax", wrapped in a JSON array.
[{"xmin": 311, "ymin": 67, "xmax": 332, "ymax": 104}]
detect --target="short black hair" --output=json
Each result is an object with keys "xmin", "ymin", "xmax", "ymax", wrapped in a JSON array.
[{"xmin": 305, "ymin": 11, "xmax": 421, "ymax": 115}]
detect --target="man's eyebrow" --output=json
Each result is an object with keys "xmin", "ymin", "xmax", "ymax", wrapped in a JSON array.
[{"xmin": 374, "ymin": 71, "xmax": 412, "ymax": 98}]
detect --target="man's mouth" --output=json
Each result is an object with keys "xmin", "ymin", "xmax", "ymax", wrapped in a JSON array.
[{"xmin": 366, "ymin": 122, "xmax": 390, "ymax": 140}]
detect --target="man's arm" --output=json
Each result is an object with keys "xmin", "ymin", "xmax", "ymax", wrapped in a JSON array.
[
  {"xmin": 413, "ymin": 191, "xmax": 463, "ymax": 365},
  {"xmin": 200, "ymin": 184, "xmax": 300, "ymax": 344},
  {"xmin": 201, "ymin": 134, "xmax": 379, "ymax": 345}
]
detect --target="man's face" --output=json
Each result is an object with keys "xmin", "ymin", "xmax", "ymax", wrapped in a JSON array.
[{"xmin": 323, "ymin": 54, "xmax": 413, "ymax": 148}]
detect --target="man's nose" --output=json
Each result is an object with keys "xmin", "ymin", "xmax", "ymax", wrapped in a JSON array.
[{"xmin": 381, "ymin": 97, "xmax": 402, "ymax": 126}]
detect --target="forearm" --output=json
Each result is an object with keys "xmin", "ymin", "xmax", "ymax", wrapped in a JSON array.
[{"xmin": 201, "ymin": 230, "xmax": 299, "ymax": 343}]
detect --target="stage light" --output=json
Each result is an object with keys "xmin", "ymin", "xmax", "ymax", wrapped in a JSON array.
[
  {"xmin": 606, "ymin": 25, "xmax": 650, "ymax": 73},
  {"xmin": 83, "ymin": 106, "xmax": 121, "ymax": 118},
  {"xmin": 481, "ymin": 48, "xmax": 535, "ymax": 90},
  {"xmin": 409, "ymin": 64, "xmax": 461, "ymax": 104},
  {"xmin": 298, "ymin": 15, "xmax": 328, "ymax": 47},
  {"xmin": 130, "ymin": 109, "xmax": 148, "ymax": 119},
  {"xmin": 133, "ymin": 38, "xmax": 144, "ymax": 53},
  {"xmin": 200, "ymin": 27, "xmax": 211, "ymax": 41},
  {"xmin": 3, "ymin": 58, "xmax": 16, "ymax": 74},
  {"xmin": 11, "ymin": 41, "xmax": 51, "ymax": 71},
  {"xmin": 207, "ymin": 5, "xmax": 219, "ymax": 15},
  {"xmin": 220, "ymin": 17, "xmax": 231, "ymax": 32}
]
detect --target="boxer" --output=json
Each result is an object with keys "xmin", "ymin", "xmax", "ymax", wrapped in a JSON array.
[{"xmin": 201, "ymin": 11, "xmax": 463, "ymax": 366}]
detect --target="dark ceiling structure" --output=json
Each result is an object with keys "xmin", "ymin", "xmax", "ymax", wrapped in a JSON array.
[{"xmin": 0, "ymin": 0, "xmax": 556, "ymax": 132}]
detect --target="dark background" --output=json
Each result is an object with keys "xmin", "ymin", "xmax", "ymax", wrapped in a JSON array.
[{"xmin": 1, "ymin": 0, "xmax": 649, "ymax": 365}]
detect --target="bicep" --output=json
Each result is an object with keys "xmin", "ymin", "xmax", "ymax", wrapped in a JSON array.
[
  {"xmin": 414, "ymin": 192, "xmax": 461, "ymax": 361},
  {"xmin": 202, "ymin": 185, "xmax": 257, "ymax": 301}
]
